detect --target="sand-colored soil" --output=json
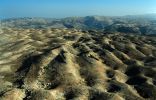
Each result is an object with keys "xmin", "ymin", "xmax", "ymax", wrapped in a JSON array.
[{"xmin": 0, "ymin": 28, "xmax": 156, "ymax": 100}]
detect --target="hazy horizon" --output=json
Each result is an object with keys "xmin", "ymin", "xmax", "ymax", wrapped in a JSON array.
[{"xmin": 0, "ymin": 0, "xmax": 156, "ymax": 18}]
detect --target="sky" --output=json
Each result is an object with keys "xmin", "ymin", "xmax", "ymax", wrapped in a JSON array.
[{"xmin": 0, "ymin": 0, "xmax": 156, "ymax": 18}]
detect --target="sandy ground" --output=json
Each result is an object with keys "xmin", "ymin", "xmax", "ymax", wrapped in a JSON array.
[{"xmin": 0, "ymin": 28, "xmax": 156, "ymax": 100}]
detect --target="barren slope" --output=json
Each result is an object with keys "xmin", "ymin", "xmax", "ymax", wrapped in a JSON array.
[{"xmin": 0, "ymin": 28, "xmax": 156, "ymax": 100}]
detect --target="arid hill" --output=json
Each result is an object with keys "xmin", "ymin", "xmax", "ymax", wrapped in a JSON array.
[
  {"xmin": 0, "ymin": 28, "xmax": 156, "ymax": 100},
  {"xmin": 1, "ymin": 14, "xmax": 156, "ymax": 35}
]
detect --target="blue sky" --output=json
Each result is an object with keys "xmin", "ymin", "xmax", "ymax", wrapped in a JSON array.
[{"xmin": 0, "ymin": 0, "xmax": 156, "ymax": 18}]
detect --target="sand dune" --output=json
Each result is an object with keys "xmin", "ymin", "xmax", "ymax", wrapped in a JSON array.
[{"xmin": 0, "ymin": 28, "xmax": 156, "ymax": 100}]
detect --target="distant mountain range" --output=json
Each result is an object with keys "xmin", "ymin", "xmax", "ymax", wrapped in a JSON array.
[{"xmin": 1, "ymin": 14, "xmax": 156, "ymax": 35}]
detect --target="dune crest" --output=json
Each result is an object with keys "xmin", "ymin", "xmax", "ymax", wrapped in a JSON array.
[{"xmin": 0, "ymin": 28, "xmax": 156, "ymax": 100}]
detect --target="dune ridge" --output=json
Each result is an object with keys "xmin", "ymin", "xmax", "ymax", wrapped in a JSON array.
[{"xmin": 0, "ymin": 28, "xmax": 156, "ymax": 100}]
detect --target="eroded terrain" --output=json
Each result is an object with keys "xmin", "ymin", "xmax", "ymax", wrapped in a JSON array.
[{"xmin": 0, "ymin": 28, "xmax": 156, "ymax": 100}]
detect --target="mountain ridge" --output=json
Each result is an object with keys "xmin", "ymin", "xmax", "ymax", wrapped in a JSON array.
[{"xmin": 1, "ymin": 14, "xmax": 156, "ymax": 35}]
